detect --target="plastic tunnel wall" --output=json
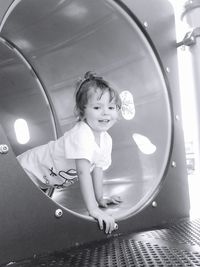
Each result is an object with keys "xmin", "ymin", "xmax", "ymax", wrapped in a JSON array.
[{"xmin": 0, "ymin": 0, "xmax": 190, "ymax": 264}]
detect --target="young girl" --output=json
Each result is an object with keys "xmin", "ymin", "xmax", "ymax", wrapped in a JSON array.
[{"xmin": 17, "ymin": 71, "xmax": 122, "ymax": 234}]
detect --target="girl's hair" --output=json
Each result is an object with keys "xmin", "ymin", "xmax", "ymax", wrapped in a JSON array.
[{"xmin": 75, "ymin": 71, "xmax": 121, "ymax": 120}]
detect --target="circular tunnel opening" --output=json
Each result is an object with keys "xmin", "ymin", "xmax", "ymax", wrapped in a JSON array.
[{"xmin": 0, "ymin": 0, "xmax": 172, "ymax": 220}]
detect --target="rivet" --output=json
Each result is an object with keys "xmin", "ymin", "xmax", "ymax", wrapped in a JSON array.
[
  {"xmin": 143, "ymin": 21, "xmax": 148, "ymax": 28},
  {"xmin": 114, "ymin": 223, "xmax": 118, "ymax": 230},
  {"xmin": 152, "ymin": 201, "xmax": 157, "ymax": 208},
  {"xmin": 171, "ymin": 161, "xmax": 177, "ymax": 168},
  {"xmin": 166, "ymin": 67, "xmax": 170, "ymax": 73},
  {"xmin": 175, "ymin": 115, "xmax": 180, "ymax": 121},
  {"xmin": 0, "ymin": 144, "xmax": 9, "ymax": 154},
  {"xmin": 55, "ymin": 208, "xmax": 63, "ymax": 218}
]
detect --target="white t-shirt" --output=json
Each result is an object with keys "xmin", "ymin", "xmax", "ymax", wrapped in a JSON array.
[{"xmin": 17, "ymin": 121, "xmax": 112, "ymax": 189}]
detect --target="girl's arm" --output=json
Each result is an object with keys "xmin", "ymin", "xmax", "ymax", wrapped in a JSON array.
[
  {"xmin": 75, "ymin": 158, "xmax": 115, "ymax": 234},
  {"xmin": 92, "ymin": 166, "xmax": 123, "ymax": 208},
  {"xmin": 92, "ymin": 167, "xmax": 103, "ymax": 203}
]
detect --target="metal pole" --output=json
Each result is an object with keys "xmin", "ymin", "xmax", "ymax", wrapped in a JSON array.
[{"xmin": 178, "ymin": 0, "xmax": 200, "ymax": 173}]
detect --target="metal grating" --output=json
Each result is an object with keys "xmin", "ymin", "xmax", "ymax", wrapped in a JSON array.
[
  {"xmin": 142, "ymin": 218, "xmax": 200, "ymax": 246},
  {"xmin": 4, "ymin": 218, "xmax": 200, "ymax": 267}
]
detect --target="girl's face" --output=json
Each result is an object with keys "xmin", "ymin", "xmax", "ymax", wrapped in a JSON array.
[{"xmin": 83, "ymin": 89, "xmax": 119, "ymax": 134}]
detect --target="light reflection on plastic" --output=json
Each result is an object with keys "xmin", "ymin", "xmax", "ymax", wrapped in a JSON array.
[
  {"xmin": 62, "ymin": 3, "xmax": 87, "ymax": 18},
  {"xmin": 133, "ymin": 133, "xmax": 156, "ymax": 155},
  {"xmin": 14, "ymin": 119, "xmax": 30, "ymax": 144},
  {"xmin": 120, "ymin": 90, "xmax": 135, "ymax": 120}
]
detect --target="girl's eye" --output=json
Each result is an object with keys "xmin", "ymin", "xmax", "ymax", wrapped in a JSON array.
[
  {"xmin": 93, "ymin": 106, "xmax": 100, "ymax": 110},
  {"xmin": 109, "ymin": 106, "xmax": 116, "ymax": 110}
]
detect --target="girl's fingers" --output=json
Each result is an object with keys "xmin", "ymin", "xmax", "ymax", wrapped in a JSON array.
[
  {"xmin": 102, "ymin": 202, "xmax": 108, "ymax": 208},
  {"xmin": 106, "ymin": 220, "xmax": 112, "ymax": 234},
  {"xmin": 111, "ymin": 195, "xmax": 122, "ymax": 204},
  {"xmin": 98, "ymin": 218, "xmax": 103, "ymax": 231},
  {"xmin": 99, "ymin": 200, "xmax": 108, "ymax": 208},
  {"xmin": 106, "ymin": 217, "xmax": 115, "ymax": 234},
  {"xmin": 105, "ymin": 221, "xmax": 109, "ymax": 234},
  {"xmin": 111, "ymin": 199, "xmax": 120, "ymax": 204}
]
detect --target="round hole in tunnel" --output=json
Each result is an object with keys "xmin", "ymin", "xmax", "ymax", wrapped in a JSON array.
[{"xmin": 0, "ymin": 0, "xmax": 172, "ymax": 221}]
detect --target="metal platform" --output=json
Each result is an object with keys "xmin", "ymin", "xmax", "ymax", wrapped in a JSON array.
[{"xmin": 4, "ymin": 218, "xmax": 200, "ymax": 267}]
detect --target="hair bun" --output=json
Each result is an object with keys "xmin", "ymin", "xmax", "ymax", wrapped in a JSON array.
[
  {"xmin": 84, "ymin": 71, "xmax": 103, "ymax": 81},
  {"xmin": 84, "ymin": 71, "xmax": 96, "ymax": 80}
]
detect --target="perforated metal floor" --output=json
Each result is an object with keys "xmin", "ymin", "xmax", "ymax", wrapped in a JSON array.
[{"xmin": 4, "ymin": 218, "xmax": 200, "ymax": 267}]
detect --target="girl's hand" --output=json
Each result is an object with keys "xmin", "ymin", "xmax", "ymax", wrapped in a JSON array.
[
  {"xmin": 98, "ymin": 195, "xmax": 122, "ymax": 208},
  {"xmin": 89, "ymin": 208, "xmax": 116, "ymax": 234}
]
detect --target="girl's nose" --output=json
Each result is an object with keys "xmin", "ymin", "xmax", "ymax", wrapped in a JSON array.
[{"xmin": 102, "ymin": 107, "xmax": 109, "ymax": 115}]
